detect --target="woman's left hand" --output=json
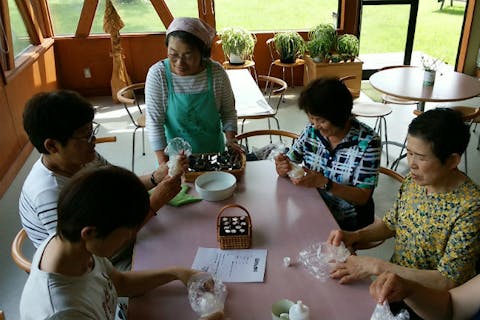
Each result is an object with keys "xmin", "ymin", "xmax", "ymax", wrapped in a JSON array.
[
  {"xmin": 290, "ymin": 168, "xmax": 326, "ymax": 188},
  {"xmin": 330, "ymin": 255, "xmax": 377, "ymax": 284}
]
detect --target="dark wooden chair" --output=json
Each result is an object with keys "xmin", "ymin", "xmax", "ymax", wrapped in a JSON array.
[{"xmin": 353, "ymin": 167, "xmax": 404, "ymax": 251}]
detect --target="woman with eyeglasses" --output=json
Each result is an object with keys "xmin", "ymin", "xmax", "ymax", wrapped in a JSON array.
[{"xmin": 145, "ymin": 17, "xmax": 238, "ymax": 165}]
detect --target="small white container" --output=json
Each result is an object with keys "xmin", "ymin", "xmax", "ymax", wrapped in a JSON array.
[
  {"xmin": 195, "ymin": 172, "xmax": 236, "ymax": 201},
  {"xmin": 289, "ymin": 300, "xmax": 310, "ymax": 320}
]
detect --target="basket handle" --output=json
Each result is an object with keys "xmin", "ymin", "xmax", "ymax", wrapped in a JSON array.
[{"xmin": 216, "ymin": 204, "xmax": 251, "ymax": 225}]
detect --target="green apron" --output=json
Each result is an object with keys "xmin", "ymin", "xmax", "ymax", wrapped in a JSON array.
[{"xmin": 164, "ymin": 59, "xmax": 225, "ymax": 153}]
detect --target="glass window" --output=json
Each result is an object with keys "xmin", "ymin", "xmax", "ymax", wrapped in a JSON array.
[
  {"xmin": 91, "ymin": 0, "xmax": 198, "ymax": 34},
  {"xmin": 47, "ymin": 0, "xmax": 83, "ymax": 35},
  {"xmin": 8, "ymin": 0, "xmax": 32, "ymax": 57},
  {"xmin": 215, "ymin": 0, "xmax": 338, "ymax": 31},
  {"xmin": 413, "ymin": 1, "xmax": 464, "ymax": 66},
  {"xmin": 359, "ymin": 5, "xmax": 409, "ymax": 67}
]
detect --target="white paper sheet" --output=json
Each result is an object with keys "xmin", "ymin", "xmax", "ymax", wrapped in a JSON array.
[{"xmin": 191, "ymin": 247, "xmax": 267, "ymax": 283}]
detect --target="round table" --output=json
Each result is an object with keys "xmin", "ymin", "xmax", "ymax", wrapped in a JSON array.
[{"xmin": 369, "ymin": 67, "xmax": 480, "ymax": 111}]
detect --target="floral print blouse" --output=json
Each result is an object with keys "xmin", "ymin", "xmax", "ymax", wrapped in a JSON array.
[{"xmin": 383, "ymin": 174, "xmax": 480, "ymax": 285}]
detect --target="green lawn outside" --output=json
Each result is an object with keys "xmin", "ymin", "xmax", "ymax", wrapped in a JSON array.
[{"xmin": 10, "ymin": 0, "xmax": 466, "ymax": 66}]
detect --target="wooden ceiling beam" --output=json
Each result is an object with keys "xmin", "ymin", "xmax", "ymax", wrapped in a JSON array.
[
  {"xmin": 0, "ymin": 0, "xmax": 15, "ymax": 69},
  {"xmin": 32, "ymin": 0, "xmax": 54, "ymax": 38},
  {"xmin": 75, "ymin": 0, "xmax": 98, "ymax": 38},
  {"xmin": 15, "ymin": 0, "xmax": 43, "ymax": 44},
  {"xmin": 150, "ymin": 0, "xmax": 173, "ymax": 29},
  {"xmin": 197, "ymin": 0, "xmax": 215, "ymax": 30}
]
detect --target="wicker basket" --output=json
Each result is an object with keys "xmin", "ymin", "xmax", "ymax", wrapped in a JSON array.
[
  {"xmin": 185, "ymin": 152, "xmax": 246, "ymax": 183},
  {"xmin": 216, "ymin": 204, "xmax": 252, "ymax": 250}
]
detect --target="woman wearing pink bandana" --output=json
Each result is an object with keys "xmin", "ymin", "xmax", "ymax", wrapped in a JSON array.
[{"xmin": 146, "ymin": 17, "xmax": 238, "ymax": 165}]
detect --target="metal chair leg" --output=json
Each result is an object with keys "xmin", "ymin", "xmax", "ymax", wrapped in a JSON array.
[
  {"xmin": 132, "ymin": 127, "xmax": 138, "ymax": 171},
  {"xmin": 290, "ymin": 67, "xmax": 294, "ymax": 88},
  {"xmin": 391, "ymin": 135, "xmax": 407, "ymax": 171},
  {"xmin": 141, "ymin": 127, "xmax": 145, "ymax": 156},
  {"xmin": 382, "ymin": 116, "xmax": 390, "ymax": 166}
]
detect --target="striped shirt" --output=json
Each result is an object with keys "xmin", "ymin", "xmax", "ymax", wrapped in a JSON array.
[
  {"xmin": 145, "ymin": 58, "xmax": 237, "ymax": 152},
  {"xmin": 19, "ymin": 154, "xmax": 108, "ymax": 247},
  {"xmin": 287, "ymin": 119, "xmax": 381, "ymax": 226}
]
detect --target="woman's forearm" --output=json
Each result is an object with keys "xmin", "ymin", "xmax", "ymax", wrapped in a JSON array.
[{"xmin": 328, "ymin": 181, "xmax": 373, "ymax": 206}]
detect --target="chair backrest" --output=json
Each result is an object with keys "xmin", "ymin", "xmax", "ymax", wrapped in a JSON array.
[
  {"xmin": 266, "ymin": 38, "xmax": 277, "ymax": 63},
  {"xmin": 450, "ymin": 106, "xmax": 480, "ymax": 123},
  {"xmin": 257, "ymin": 75, "xmax": 288, "ymax": 114},
  {"xmin": 379, "ymin": 65, "xmax": 415, "ymax": 71},
  {"xmin": 116, "ymin": 82, "xmax": 145, "ymax": 127},
  {"xmin": 354, "ymin": 167, "xmax": 404, "ymax": 251},
  {"xmin": 236, "ymin": 129, "xmax": 299, "ymax": 154},
  {"xmin": 11, "ymin": 228, "xmax": 32, "ymax": 273},
  {"xmin": 338, "ymin": 75, "xmax": 359, "ymax": 98},
  {"xmin": 414, "ymin": 107, "xmax": 480, "ymax": 124},
  {"xmin": 379, "ymin": 166, "xmax": 405, "ymax": 183}
]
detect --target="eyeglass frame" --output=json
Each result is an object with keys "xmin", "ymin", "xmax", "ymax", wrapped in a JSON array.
[{"xmin": 71, "ymin": 122, "xmax": 100, "ymax": 144}]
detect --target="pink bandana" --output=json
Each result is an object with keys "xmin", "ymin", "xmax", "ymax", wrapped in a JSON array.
[{"xmin": 166, "ymin": 17, "xmax": 216, "ymax": 47}]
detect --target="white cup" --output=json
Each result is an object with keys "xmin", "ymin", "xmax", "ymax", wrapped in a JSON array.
[{"xmin": 272, "ymin": 299, "xmax": 294, "ymax": 320}]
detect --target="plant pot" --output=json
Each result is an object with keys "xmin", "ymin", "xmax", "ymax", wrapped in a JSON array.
[
  {"xmin": 228, "ymin": 53, "xmax": 245, "ymax": 65},
  {"xmin": 312, "ymin": 56, "xmax": 323, "ymax": 63},
  {"xmin": 303, "ymin": 55, "xmax": 363, "ymax": 98},
  {"xmin": 423, "ymin": 70, "xmax": 436, "ymax": 86},
  {"xmin": 280, "ymin": 55, "xmax": 295, "ymax": 64}
]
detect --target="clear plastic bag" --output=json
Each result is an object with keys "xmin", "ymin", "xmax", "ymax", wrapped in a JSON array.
[
  {"xmin": 370, "ymin": 302, "xmax": 410, "ymax": 320},
  {"xmin": 298, "ymin": 242, "xmax": 351, "ymax": 282},
  {"xmin": 187, "ymin": 273, "xmax": 227, "ymax": 317},
  {"xmin": 287, "ymin": 162, "xmax": 305, "ymax": 179},
  {"xmin": 252, "ymin": 142, "xmax": 287, "ymax": 161},
  {"xmin": 165, "ymin": 137, "xmax": 192, "ymax": 176}
]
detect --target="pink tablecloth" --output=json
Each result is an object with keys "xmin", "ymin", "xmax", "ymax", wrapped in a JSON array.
[{"xmin": 129, "ymin": 160, "xmax": 375, "ymax": 319}]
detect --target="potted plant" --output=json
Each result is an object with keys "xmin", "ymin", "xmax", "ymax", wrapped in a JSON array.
[
  {"xmin": 273, "ymin": 31, "xmax": 306, "ymax": 63},
  {"xmin": 303, "ymin": 24, "xmax": 362, "ymax": 97},
  {"xmin": 421, "ymin": 55, "xmax": 442, "ymax": 86},
  {"xmin": 219, "ymin": 27, "xmax": 256, "ymax": 65},
  {"xmin": 306, "ymin": 38, "xmax": 332, "ymax": 63},
  {"xmin": 336, "ymin": 34, "xmax": 360, "ymax": 62},
  {"xmin": 306, "ymin": 23, "xmax": 336, "ymax": 62}
]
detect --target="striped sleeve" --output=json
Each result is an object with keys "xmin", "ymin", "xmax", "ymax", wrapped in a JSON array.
[{"xmin": 145, "ymin": 59, "xmax": 237, "ymax": 152}]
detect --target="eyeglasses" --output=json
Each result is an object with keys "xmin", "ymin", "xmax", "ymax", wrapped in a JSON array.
[
  {"xmin": 72, "ymin": 122, "xmax": 100, "ymax": 143},
  {"xmin": 167, "ymin": 52, "xmax": 197, "ymax": 63}
]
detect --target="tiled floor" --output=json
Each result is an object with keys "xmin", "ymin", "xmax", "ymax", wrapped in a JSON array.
[{"xmin": 1, "ymin": 87, "xmax": 479, "ymax": 318}]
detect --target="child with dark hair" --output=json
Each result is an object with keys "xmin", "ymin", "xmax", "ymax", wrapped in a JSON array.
[{"xmin": 19, "ymin": 166, "xmax": 222, "ymax": 320}]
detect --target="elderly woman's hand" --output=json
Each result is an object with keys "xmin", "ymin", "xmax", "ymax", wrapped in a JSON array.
[
  {"xmin": 290, "ymin": 167, "xmax": 326, "ymax": 188},
  {"xmin": 370, "ymin": 272, "xmax": 412, "ymax": 304},
  {"xmin": 274, "ymin": 153, "xmax": 291, "ymax": 177},
  {"xmin": 330, "ymin": 255, "xmax": 379, "ymax": 284},
  {"xmin": 327, "ymin": 229, "xmax": 359, "ymax": 248}
]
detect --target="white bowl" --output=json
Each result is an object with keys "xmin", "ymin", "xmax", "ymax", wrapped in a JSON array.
[{"xmin": 195, "ymin": 172, "xmax": 237, "ymax": 201}]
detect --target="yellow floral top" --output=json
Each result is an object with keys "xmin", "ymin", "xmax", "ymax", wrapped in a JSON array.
[{"xmin": 383, "ymin": 174, "xmax": 480, "ymax": 285}]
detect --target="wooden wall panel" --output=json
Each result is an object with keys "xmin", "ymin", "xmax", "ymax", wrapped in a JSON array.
[
  {"xmin": 54, "ymin": 37, "xmax": 112, "ymax": 96},
  {"xmin": 54, "ymin": 31, "xmax": 308, "ymax": 97},
  {"xmin": 0, "ymin": 85, "xmax": 21, "ymax": 180},
  {"xmin": 6, "ymin": 45, "xmax": 58, "ymax": 145},
  {"xmin": 0, "ymin": 43, "xmax": 58, "ymax": 198}
]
